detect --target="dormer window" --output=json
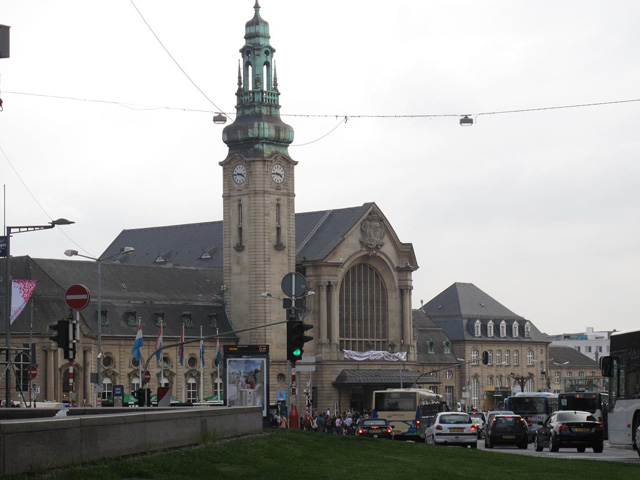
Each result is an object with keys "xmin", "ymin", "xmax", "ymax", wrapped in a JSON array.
[
  {"xmin": 474, "ymin": 320, "xmax": 482, "ymax": 337},
  {"xmin": 512, "ymin": 321, "xmax": 519, "ymax": 338},
  {"xmin": 524, "ymin": 322, "xmax": 531, "ymax": 338},
  {"xmin": 500, "ymin": 321, "xmax": 507, "ymax": 338},
  {"xmin": 154, "ymin": 255, "xmax": 166, "ymax": 264},
  {"xmin": 427, "ymin": 339, "xmax": 435, "ymax": 354},
  {"xmin": 182, "ymin": 312, "xmax": 193, "ymax": 328},
  {"xmin": 487, "ymin": 321, "xmax": 494, "ymax": 338},
  {"xmin": 154, "ymin": 312, "xmax": 165, "ymax": 327},
  {"xmin": 442, "ymin": 340, "xmax": 451, "ymax": 354},
  {"xmin": 200, "ymin": 252, "xmax": 212, "ymax": 259}
]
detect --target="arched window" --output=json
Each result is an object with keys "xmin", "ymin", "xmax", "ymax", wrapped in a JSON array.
[
  {"xmin": 487, "ymin": 321, "xmax": 494, "ymax": 337},
  {"xmin": 527, "ymin": 349, "xmax": 534, "ymax": 366},
  {"xmin": 102, "ymin": 377, "xmax": 113, "ymax": 401},
  {"xmin": 471, "ymin": 349, "xmax": 479, "ymax": 365},
  {"xmin": 471, "ymin": 377, "xmax": 479, "ymax": 409},
  {"xmin": 339, "ymin": 263, "xmax": 387, "ymax": 351},
  {"xmin": 513, "ymin": 350, "xmax": 519, "ymax": 366},
  {"xmin": 496, "ymin": 350, "xmax": 502, "ymax": 365},
  {"xmin": 505, "ymin": 350, "xmax": 510, "ymax": 365},
  {"xmin": 131, "ymin": 376, "xmax": 141, "ymax": 393},
  {"xmin": 474, "ymin": 320, "xmax": 481, "ymax": 337},
  {"xmin": 512, "ymin": 321, "xmax": 519, "ymax": 338},
  {"xmin": 500, "ymin": 320, "xmax": 507, "ymax": 338},
  {"xmin": 524, "ymin": 322, "xmax": 531, "ymax": 338}
]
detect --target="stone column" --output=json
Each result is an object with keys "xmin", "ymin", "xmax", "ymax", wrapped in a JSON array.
[
  {"xmin": 329, "ymin": 282, "xmax": 339, "ymax": 345},
  {"xmin": 318, "ymin": 282, "xmax": 328, "ymax": 343},
  {"xmin": 401, "ymin": 286, "xmax": 413, "ymax": 346},
  {"xmin": 45, "ymin": 346, "xmax": 54, "ymax": 401}
]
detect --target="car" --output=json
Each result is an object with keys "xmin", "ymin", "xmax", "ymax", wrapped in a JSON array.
[
  {"xmin": 484, "ymin": 415, "xmax": 529, "ymax": 449},
  {"xmin": 424, "ymin": 412, "xmax": 478, "ymax": 448},
  {"xmin": 470, "ymin": 417, "xmax": 484, "ymax": 438},
  {"xmin": 484, "ymin": 410, "xmax": 515, "ymax": 441},
  {"xmin": 356, "ymin": 418, "xmax": 394, "ymax": 439},
  {"xmin": 534, "ymin": 410, "xmax": 604, "ymax": 453}
]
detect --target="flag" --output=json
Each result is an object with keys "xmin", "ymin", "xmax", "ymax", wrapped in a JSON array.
[
  {"xmin": 200, "ymin": 336, "xmax": 206, "ymax": 367},
  {"xmin": 10, "ymin": 280, "xmax": 37, "ymax": 324},
  {"xmin": 156, "ymin": 325, "xmax": 163, "ymax": 365},
  {"xmin": 179, "ymin": 325, "xmax": 184, "ymax": 367},
  {"xmin": 215, "ymin": 335, "xmax": 221, "ymax": 367},
  {"xmin": 132, "ymin": 322, "xmax": 144, "ymax": 362}
]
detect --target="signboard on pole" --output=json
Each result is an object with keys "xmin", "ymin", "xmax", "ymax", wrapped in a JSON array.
[{"xmin": 65, "ymin": 284, "xmax": 91, "ymax": 310}]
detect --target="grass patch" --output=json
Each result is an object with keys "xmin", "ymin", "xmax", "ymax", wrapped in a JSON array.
[{"xmin": 8, "ymin": 430, "xmax": 640, "ymax": 480}]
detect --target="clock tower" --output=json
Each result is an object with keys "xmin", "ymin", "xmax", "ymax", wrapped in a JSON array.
[{"xmin": 220, "ymin": 1, "xmax": 295, "ymax": 352}]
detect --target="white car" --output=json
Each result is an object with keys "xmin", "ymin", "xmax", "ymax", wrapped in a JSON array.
[{"xmin": 424, "ymin": 412, "xmax": 478, "ymax": 448}]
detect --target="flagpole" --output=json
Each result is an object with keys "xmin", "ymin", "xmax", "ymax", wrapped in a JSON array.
[
  {"xmin": 138, "ymin": 317, "xmax": 142, "ymax": 395},
  {"xmin": 199, "ymin": 325, "xmax": 204, "ymax": 403},
  {"xmin": 216, "ymin": 325, "xmax": 220, "ymax": 401},
  {"xmin": 181, "ymin": 323, "xmax": 185, "ymax": 403},
  {"xmin": 159, "ymin": 324, "xmax": 163, "ymax": 390}
]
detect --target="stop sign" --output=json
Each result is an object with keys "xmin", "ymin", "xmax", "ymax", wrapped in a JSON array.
[
  {"xmin": 65, "ymin": 284, "xmax": 91, "ymax": 310},
  {"xmin": 28, "ymin": 365, "xmax": 37, "ymax": 380},
  {"xmin": 144, "ymin": 371, "xmax": 151, "ymax": 383}
]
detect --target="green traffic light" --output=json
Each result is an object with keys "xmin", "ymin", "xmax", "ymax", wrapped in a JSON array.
[{"xmin": 292, "ymin": 349, "xmax": 302, "ymax": 357}]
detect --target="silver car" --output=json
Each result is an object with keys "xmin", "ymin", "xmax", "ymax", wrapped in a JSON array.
[{"xmin": 425, "ymin": 412, "xmax": 478, "ymax": 448}]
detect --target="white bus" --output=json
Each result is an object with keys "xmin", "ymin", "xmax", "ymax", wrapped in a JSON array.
[
  {"xmin": 600, "ymin": 328, "xmax": 640, "ymax": 456},
  {"xmin": 372, "ymin": 388, "xmax": 445, "ymax": 440},
  {"xmin": 505, "ymin": 391, "xmax": 559, "ymax": 439}
]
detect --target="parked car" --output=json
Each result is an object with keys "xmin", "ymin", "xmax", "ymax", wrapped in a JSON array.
[
  {"xmin": 424, "ymin": 412, "xmax": 478, "ymax": 448},
  {"xmin": 534, "ymin": 410, "xmax": 604, "ymax": 453},
  {"xmin": 484, "ymin": 415, "xmax": 529, "ymax": 449},
  {"xmin": 356, "ymin": 418, "xmax": 394, "ymax": 439},
  {"xmin": 484, "ymin": 410, "xmax": 515, "ymax": 441}
]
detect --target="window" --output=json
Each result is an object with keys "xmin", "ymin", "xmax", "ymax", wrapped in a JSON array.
[
  {"xmin": 554, "ymin": 372, "xmax": 560, "ymax": 384},
  {"xmin": 445, "ymin": 370, "xmax": 453, "ymax": 380},
  {"xmin": 102, "ymin": 355, "xmax": 114, "ymax": 369},
  {"xmin": 576, "ymin": 346, "xmax": 581, "ymax": 353},
  {"xmin": 187, "ymin": 378, "xmax": 198, "ymax": 403},
  {"xmin": 160, "ymin": 376, "xmax": 170, "ymax": 388},
  {"xmin": 566, "ymin": 371, "xmax": 573, "ymax": 378},
  {"xmin": 524, "ymin": 322, "xmax": 531, "ymax": 338},
  {"xmin": 427, "ymin": 340, "xmax": 435, "ymax": 354},
  {"xmin": 496, "ymin": 376, "xmax": 502, "ymax": 388},
  {"xmin": 590, "ymin": 371, "xmax": 596, "ymax": 377},
  {"xmin": 471, "ymin": 349, "xmax": 479, "ymax": 365},
  {"xmin": 513, "ymin": 350, "xmax": 519, "ymax": 366},
  {"xmin": 187, "ymin": 356, "xmax": 199, "ymax": 369},
  {"xmin": 132, "ymin": 377, "xmax": 141, "ymax": 393},
  {"xmin": 487, "ymin": 321, "xmax": 494, "ymax": 337},
  {"xmin": 474, "ymin": 320, "xmax": 481, "ymax": 337},
  {"xmin": 443, "ymin": 341, "xmax": 451, "ymax": 354},
  {"xmin": 445, "ymin": 386, "xmax": 454, "ymax": 407},
  {"xmin": 339, "ymin": 264, "xmax": 388, "ymax": 351},
  {"xmin": 496, "ymin": 350, "xmax": 502, "ymax": 365},
  {"xmin": 488, "ymin": 350, "xmax": 493, "ymax": 365},
  {"xmin": 161, "ymin": 356, "xmax": 171, "ymax": 369},
  {"xmin": 512, "ymin": 321, "xmax": 519, "ymax": 338},
  {"xmin": 102, "ymin": 377, "xmax": 113, "ymax": 401},
  {"xmin": 471, "ymin": 377, "xmax": 479, "ymax": 409},
  {"xmin": 505, "ymin": 350, "xmax": 510, "ymax": 365},
  {"xmin": 487, "ymin": 376, "xmax": 494, "ymax": 386},
  {"xmin": 527, "ymin": 349, "xmax": 534, "ymax": 366},
  {"xmin": 526, "ymin": 377, "xmax": 534, "ymax": 392},
  {"xmin": 500, "ymin": 321, "xmax": 507, "ymax": 338},
  {"xmin": 587, "ymin": 346, "xmax": 592, "ymax": 353},
  {"xmin": 506, "ymin": 377, "xmax": 511, "ymax": 388},
  {"xmin": 578, "ymin": 371, "xmax": 585, "ymax": 378}
]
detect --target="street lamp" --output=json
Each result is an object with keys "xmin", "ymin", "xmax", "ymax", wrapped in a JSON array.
[
  {"xmin": 510, "ymin": 372, "xmax": 535, "ymax": 393},
  {"xmin": 4, "ymin": 218, "xmax": 74, "ymax": 408},
  {"xmin": 64, "ymin": 246, "xmax": 134, "ymax": 406}
]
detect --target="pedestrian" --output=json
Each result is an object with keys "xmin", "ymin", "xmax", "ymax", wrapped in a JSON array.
[{"xmin": 279, "ymin": 415, "xmax": 288, "ymax": 429}]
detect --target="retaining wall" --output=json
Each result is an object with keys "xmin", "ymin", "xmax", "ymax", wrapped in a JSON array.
[{"xmin": 0, "ymin": 406, "xmax": 262, "ymax": 476}]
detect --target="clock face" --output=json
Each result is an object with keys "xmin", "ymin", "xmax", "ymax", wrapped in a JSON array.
[
  {"xmin": 233, "ymin": 164, "xmax": 247, "ymax": 184},
  {"xmin": 271, "ymin": 164, "xmax": 285, "ymax": 184}
]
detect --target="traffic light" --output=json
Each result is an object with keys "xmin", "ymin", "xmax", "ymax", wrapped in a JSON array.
[
  {"xmin": 286, "ymin": 320, "xmax": 313, "ymax": 362},
  {"xmin": 49, "ymin": 320, "xmax": 70, "ymax": 358}
]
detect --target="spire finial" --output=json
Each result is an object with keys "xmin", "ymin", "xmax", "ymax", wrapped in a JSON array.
[{"xmin": 254, "ymin": 0, "xmax": 261, "ymax": 12}]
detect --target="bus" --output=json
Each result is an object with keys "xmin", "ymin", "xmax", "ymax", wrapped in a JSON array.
[
  {"xmin": 599, "ymin": 328, "xmax": 640, "ymax": 455},
  {"xmin": 372, "ymin": 388, "xmax": 445, "ymax": 440},
  {"xmin": 558, "ymin": 392, "xmax": 608, "ymax": 435},
  {"xmin": 505, "ymin": 392, "xmax": 559, "ymax": 439}
]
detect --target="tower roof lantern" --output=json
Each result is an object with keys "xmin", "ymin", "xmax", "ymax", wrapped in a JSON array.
[{"xmin": 245, "ymin": 0, "xmax": 270, "ymax": 44}]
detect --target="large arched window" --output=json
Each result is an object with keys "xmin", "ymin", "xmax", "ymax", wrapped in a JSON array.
[{"xmin": 339, "ymin": 263, "xmax": 388, "ymax": 351}]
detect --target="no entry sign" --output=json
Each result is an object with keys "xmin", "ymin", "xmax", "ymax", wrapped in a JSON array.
[{"xmin": 65, "ymin": 284, "xmax": 91, "ymax": 310}]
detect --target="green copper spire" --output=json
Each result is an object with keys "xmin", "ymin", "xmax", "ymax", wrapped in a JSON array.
[{"xmin": 223, "ymin": 2, "xmax": 294, "ymax": 158}]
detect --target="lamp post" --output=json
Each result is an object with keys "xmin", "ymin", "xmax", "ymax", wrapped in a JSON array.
[
  {"xmin": 64, "ymin": 247, "xmax": 134, "ymax": 406},
  {"xmin": 511, "ymin": 372, "xmax": 535, "ymax": 393},
  {"xmin": 3, "ymin": 218, "xmax": 74, "ymax": 408}
]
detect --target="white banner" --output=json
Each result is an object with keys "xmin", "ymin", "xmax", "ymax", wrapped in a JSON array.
[
  {"xmin": 343, "ymin": 349, "xmax": 407, "ymax": 362},
  {"xmin": 10, "ymin": 279, "xmax": 37, "ymax": 324}
]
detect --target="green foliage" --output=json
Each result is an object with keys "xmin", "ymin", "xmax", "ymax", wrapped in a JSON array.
[{"xmin": 6, "ymin": 430, "xmax": 640, "ymax": 480}]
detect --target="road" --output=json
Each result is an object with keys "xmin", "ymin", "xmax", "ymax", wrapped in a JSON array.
[{"xmin": 477, "ymin": 438, "xmax": 640, "ymax": 463}]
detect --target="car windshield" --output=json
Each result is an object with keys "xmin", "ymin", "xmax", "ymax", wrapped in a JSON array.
[
  {"xmin": 362, "ymin": 419, "xmax": 387, "ymax": 427},
  {"xmin": 495, "ymin": 417, "xmax": 521, "ymax": 427},
  {"xmin": 439, "ymin": 414, "xmax": 470, "ymax": 425},
  {"xmin": 556, "ymin": 412, "xmax": 597, "ymax": 423}
]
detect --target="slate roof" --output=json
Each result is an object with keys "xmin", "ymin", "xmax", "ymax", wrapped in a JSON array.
[
  {"xmin": 101, "ymin": 203, "xmax": 376, "ymax": 268},
  {"xmin": 0, "ymin": 257, "xmax": 235, "ymax": 341},
  {"xmin": 333, "ymin": 369, "xmax": 439, "ymax": 387},
  {"xmin": 548, "ymin": 346, "xmax": 599, "ymax": 367},
  {"xmin": 413, "ymin": 309, "xmax": 460, "ymax": 365},
  {"xmin": 422, "ymin": 282, "xmax": 548, "ymax": 343}
]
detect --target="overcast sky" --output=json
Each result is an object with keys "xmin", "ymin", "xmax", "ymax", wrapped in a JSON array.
[{"xmin": 1, "ymin": 1, "xmax": 638, "ymax": 336}]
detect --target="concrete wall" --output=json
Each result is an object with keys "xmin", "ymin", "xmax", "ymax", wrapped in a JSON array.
[{"xmin": 0, "ymin": 406, "xmax": 262, "ymax": 476}]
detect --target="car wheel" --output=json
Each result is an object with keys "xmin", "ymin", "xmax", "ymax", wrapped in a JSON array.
[
  {"xmin": 518, "ymin": 440, "xmax": 528, "ymax": 450},
  {"xmin": 577, "ymin": 446, "xmax": 586, "ymax": 453},
  {"xmin": 593, "ymin": 443, "xmax": 604, "ymax": 454},
  {"xmin": 550, "ymin": 434, "xmax": 560, "ymax": 452},
  {"xmin": 534, "ymin": 436, "xmax": 543, "ymax": 452}
]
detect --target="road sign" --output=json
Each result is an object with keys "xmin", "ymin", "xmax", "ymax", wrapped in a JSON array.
[
  {"xmin": 281, "ymin": 272, "xmax": 306, "ymax": 298},
  {"xmin": 65, "ymin": 284, "xmax": 91, "ymax": 310},
  {"xmin": 295, "ymin": 365, "xmax": 316, "ymax": 372},
  {"xmin": 28, "ymin": 365, "xmax": 37, "ymax": 380},
  {"xmin": 144, "ymin": 370, "xmax": 151, "ymax": 383}
]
